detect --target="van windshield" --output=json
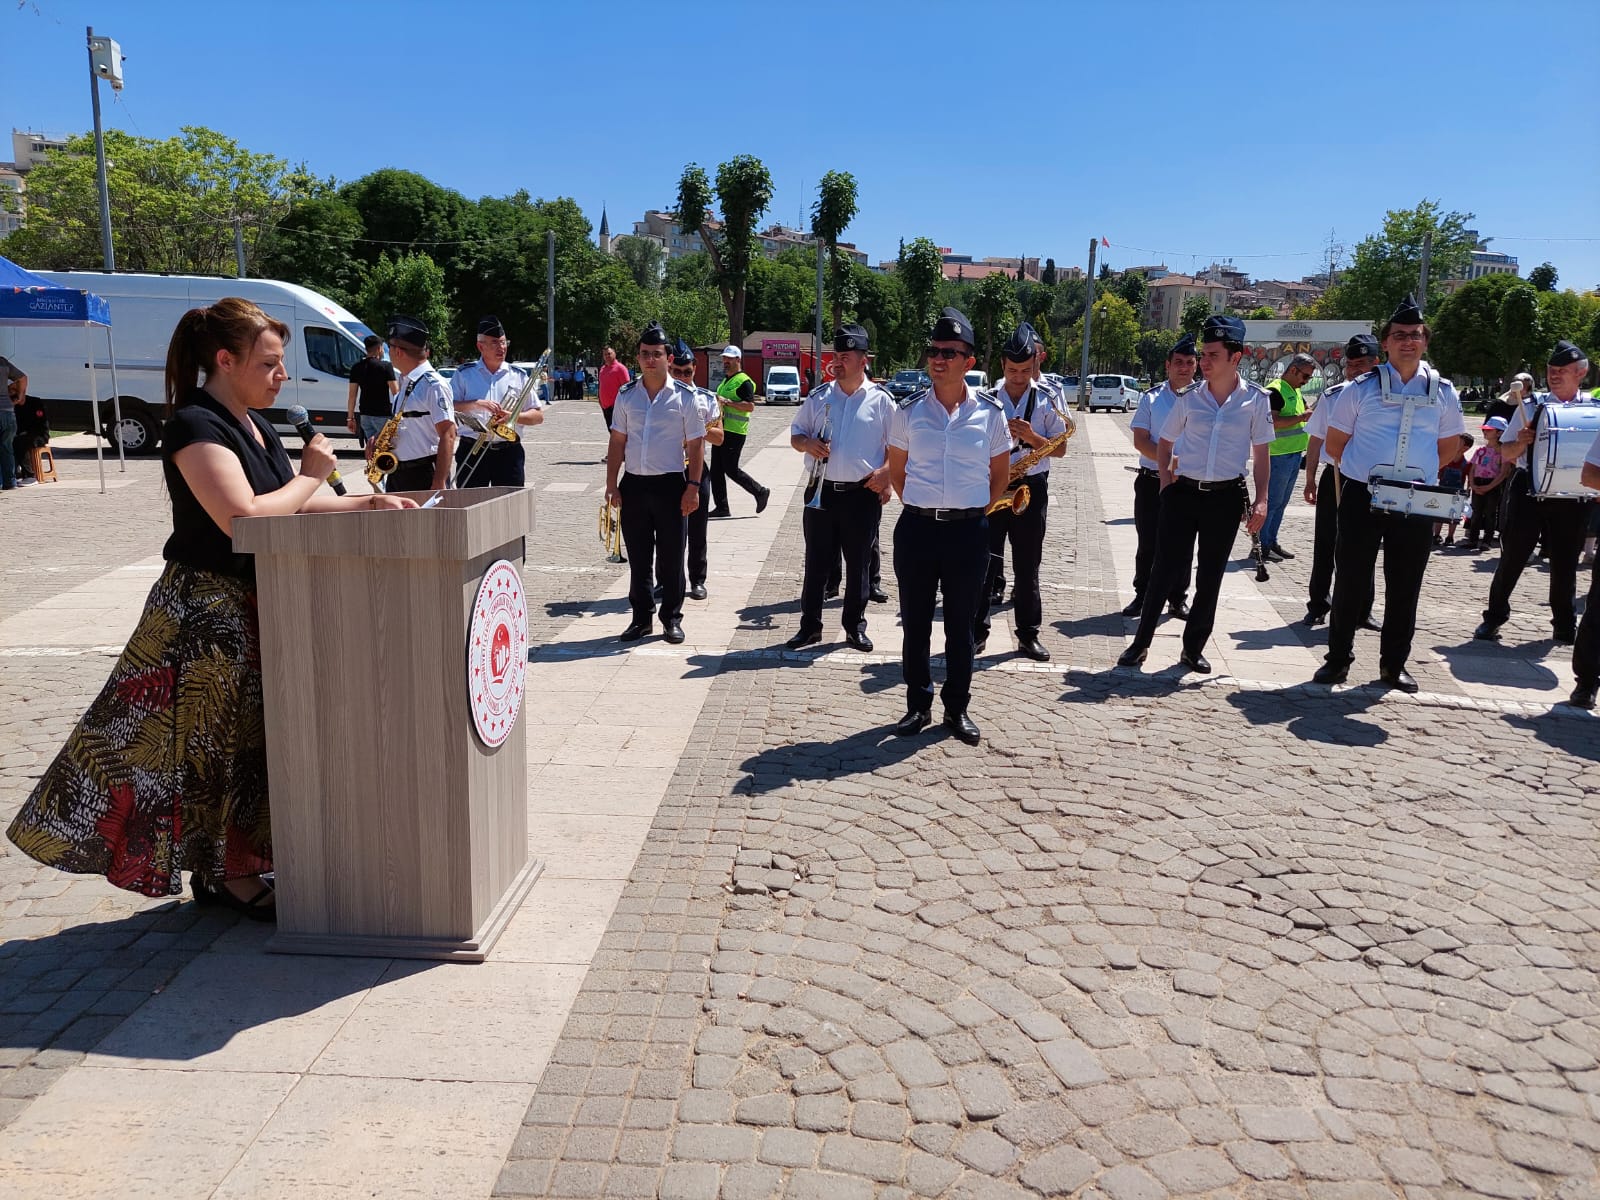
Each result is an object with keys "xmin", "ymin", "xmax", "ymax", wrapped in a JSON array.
[
  {"xmin": 341, "ymin": 320, "xmax": 378, "ymax": 343},
  {"xmin": 769, "ymin": 370, "xmax": 798, "ymax": 384}
]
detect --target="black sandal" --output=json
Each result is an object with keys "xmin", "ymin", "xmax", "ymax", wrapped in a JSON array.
[{"xmin": 191, "ymin": 876, "xmax": 277, "ymax": 922}]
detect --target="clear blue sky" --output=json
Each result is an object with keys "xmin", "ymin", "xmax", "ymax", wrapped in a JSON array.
[{"xmin": 6, "ymin": 0, "xmax": 1597, "ymax": 291}]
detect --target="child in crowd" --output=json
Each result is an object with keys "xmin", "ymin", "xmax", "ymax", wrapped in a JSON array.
[
  {"xmin": 1435, "ymin": 433, "xmax": 1472, "ymax": 547},
  {"xmin": 1465, "ymin": 417, "xmax": 1514, "ymax": 550}
]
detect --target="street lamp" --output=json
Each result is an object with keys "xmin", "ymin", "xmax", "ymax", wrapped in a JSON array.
[{"xmin": 86, "ymin": 27, "xmax": 124, "ymax": 271}]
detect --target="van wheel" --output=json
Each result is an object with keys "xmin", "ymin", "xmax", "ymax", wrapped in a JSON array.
[{"xmin": 108, "ymin": 408, "xmax": 160, "ymax": 455}]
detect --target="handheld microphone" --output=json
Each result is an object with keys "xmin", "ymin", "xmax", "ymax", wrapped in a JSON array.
[{"xmin": 286, "ymin": 405, "xmax": 347, "ymax": 495}]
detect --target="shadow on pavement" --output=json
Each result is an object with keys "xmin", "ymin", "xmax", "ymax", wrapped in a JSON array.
[
  {"xmin": 735, "ymin": 723, "xmax": 926, "ymax": 793},
  {"xmin": 1226, "ymin": 684, "xmax": 1388, "ymax": 747},
  {"xmin": 530, "ymin": 634, "xmax": 635, "ymax": 661},
  {"xmin": 546, "ymin": 596, "xmax": 631, "ymax": 620},
  {"xmin": 1051, "ymin": 612, "xmax": 1126, "ymax": 640},
  {"xmin": 1503, "ymin": 709, "xmax": 1600, "ymax": 761},
  {"xmin": 1229, "ymin": 624, "xmax": 1317, "ymax": 652},
  {"xmin": 1433, "ymin": 639, "xmax": 1560, "ymax": 690}
]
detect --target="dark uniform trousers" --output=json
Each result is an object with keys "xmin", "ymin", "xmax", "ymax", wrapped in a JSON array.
[
  {"xmin": 1307, "ymin": 464, "xmax": 1373, "ymax": 621},
  {"xmin": 711, "ymin": 431, "xmax": 763, "ymax": 510},
  {"xmin": 799, "ymin": 484, "xmax": 881, "ymax": 636},
  {"xmin": 1483, "ymin": 475, "xmax": 1591, "ymax": 633},
  {"xmin": 1573, "ymin": 557, "xmax": 1600, "ymax": 688},
  {"xmin": 386, "ymin": 456, "xmax": 438, "ymax": 493},
  {"xmin": 977, "ymin": 472, "xmax": 1048, "ymax": 642},
  {"xmin": 1129, "ymin": 479, "xmax": 1244, "ymax": 659},
  {"xmin": 620, "ymin": 472, "xmax": 688, "ymax": 625},
  {"xmin": 1325, "ymin": 481, "xmax": 1432, "ymax": 671},
  {"xmin": 454, "ymin": 438, "xmax": 526, "ymax": 488},
  {"xmin": 1132, "ymin": 469, "xmax": 1191, "ymax": 607},
  {"xmin": 894, "ymin": 510, "xmax": 989, "ymax": 716},
  {"xmin": 828, "ymin": 533, "xmax": 882, "ymax": 594},
  {"xmin": 686, "ymin": 475, "xmax": 713, "ymax": 587}
]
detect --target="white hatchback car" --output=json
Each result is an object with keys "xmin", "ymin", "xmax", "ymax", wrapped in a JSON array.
[{"xmin": 1088, "ymin": 374, "xmax": 1140, "ymax": 412}]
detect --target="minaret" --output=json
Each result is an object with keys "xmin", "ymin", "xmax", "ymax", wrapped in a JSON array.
[{"xmin": 598, "ymin": 206, "xmax": 611, "ymax": 254}]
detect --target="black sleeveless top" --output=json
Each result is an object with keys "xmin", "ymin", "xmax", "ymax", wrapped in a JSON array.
[{"xmin": 161, "ymin": 390, "xmax": 294, "ymax": 580}]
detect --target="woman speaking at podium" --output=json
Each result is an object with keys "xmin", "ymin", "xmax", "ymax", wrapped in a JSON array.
[{"xmin": 7, "ymin": 298, "xmax": 414, "ymax": 920}]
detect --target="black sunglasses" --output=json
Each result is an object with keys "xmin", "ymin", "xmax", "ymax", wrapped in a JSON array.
[{"xmin": 925, "ymin": 347, "xmax": 968, "ymax": 361}]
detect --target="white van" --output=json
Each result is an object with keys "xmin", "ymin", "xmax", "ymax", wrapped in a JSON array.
[
  {"xmin": 1088, "ymin": 374, "xmax": 1140, "ymax": 413},
  {"xmin": 0, "ymin": 272, "xmax": 379, "ymax": 453},
  {"xmin": 764, "ymin": 364, "xmax": 802, "ymax": 405}
]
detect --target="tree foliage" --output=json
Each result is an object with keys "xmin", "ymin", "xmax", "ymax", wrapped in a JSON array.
[
  {"xmin": 898, "ymin": 237, "xmax": 944, "ymax": 340},
  {"xmin": 1179, "ymin": 295, "xmax": 1212, "ymax": 338},
  {"xmin": 1528, "ymin": 262, "xmax": 1558, "ymax": 292},
  {"xmin": 1065, "ymin": 294, "xmax": 1139, "ymax": 374},
  {"xmin": 612, "ymin": 235, "xmax": 666, "ymax": 290},
  {"xmin": 1136, "ymin": 329, "xmax": 1179, "ymax": 380},
  {"xmin": 674, "ymin": 156, "xmax": 774, "ymax": 346},
  {"xmin": 1115, "ymin": 270, "xmax": 1148, "ymax": 314},
  {"xmin": 356, "ymin": 252, "xmax": 451, "ymax": 353},
  {"xmin": 1497, "ymin": 284, "xmax": 1540, "ymax": 377},
  {"xmin": 812, "ymin": 170, "xmax": 859, "ymax": 331},
  {"xmin": 1428, "ymin": 274, "xmax": 1522, "ymax": 382},
  {"xmin": 1316, "ymin": 199, "xmax": 1476, "ymax": 321},
  {"xmin": 970, "ymin": 272, "xmax": 1020, "ymax": 376}
]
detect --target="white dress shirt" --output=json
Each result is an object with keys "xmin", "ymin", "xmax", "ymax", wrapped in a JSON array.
[
  {"xmin": 790, "ymin": 380, "xmax": 895, "ymax": 482},
  {"xmin": 1131, "ymin": 381, "xmax": 1188, "ymax": 471},
  {"xmin": 992, "ymin": 381, "xmax": 1070, "ymax": 477},
  {"xmin": 391, "ymin": 363, "xmax": 454, "ymax": 462},
  {"xmin": 1304, "ymin": 379, "xmax": 1354, "ymax": 443},
  {"xmin": 889, "ymin": 388, "xmax": 1011, "ymax": 508},
  {"xmin": 1158, "ymin": 377, "xmax": 1274, "ymax": 481},
  {"xmin": 612, "ymin": 378, "xmax": 707, "ymax": 476},
  {"xmin": 450, "ymin": 360, "xmax": 540, "ymax": 441},
  {"xmin": 1585, "ymin": 428, "xmax": 1600, "ymax": 469},
  {"xmin": 1330, "ymin": 363, "xmax": 1466, "ymax": 486},
  {"xmin": 1501, "ymin": 390, "xmax": 1598, "ymax": 469}
]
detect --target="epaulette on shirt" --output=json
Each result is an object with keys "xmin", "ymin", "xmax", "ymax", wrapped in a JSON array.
[
  {"xmin": 1175, "ymin": 379, "xmax": 1204, "ymax": 395},
  {"xmin": 1347, "ymin": 368, "xmax": 1378, "ymax": 386},
  {"xmin": 898, "ymin": 388, "xmax": 928, "ymax": 409},
  {"xmin": 979, "ymin": 389, "xmax": 1004, "ymax": 410}
]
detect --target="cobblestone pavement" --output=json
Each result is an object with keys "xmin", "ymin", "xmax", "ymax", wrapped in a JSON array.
[{"xmin": 2, "ymin": 407, "xmax": 1598, "ymax": 1198}]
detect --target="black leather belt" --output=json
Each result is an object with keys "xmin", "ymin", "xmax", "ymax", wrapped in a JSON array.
[
  {"xmin": 1175, "ymin": 475, "xmax": 1244, "ymax": 492},
  {"xmin": 825, "ymin": 478, "xmax": 867, "ymax": 492},
  {"xmin": 904, "ymin": 504, "xmax": 985, "ymax": 521},
  {"xmin": 1135, "ymin": 466, "xmax": 1160, "ymax": 479},
  {"xmin": 397, "ymin": 456, "xmax": 434, "ymax": 469}
]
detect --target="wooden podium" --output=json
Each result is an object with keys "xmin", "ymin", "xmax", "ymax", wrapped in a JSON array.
[{"xmin": 234, "ymin": 487, "xmax": 541, "ymax": 961}]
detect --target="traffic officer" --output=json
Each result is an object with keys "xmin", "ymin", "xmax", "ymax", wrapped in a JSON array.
[
  {"xmin": 974, "ymin": 322, "xmax": 1071, "ymax": 662},
  {"xmin": 1474, "ymin": 340, "xmax": 1598, "ymax": 645},
  {"xmin": 1260, "ymin": 352, "xmax": 1317, "ymax": 561},
  {"xmin": 606, "ymin": 322, "xmax": 707, "ymax": 645},
  {"xmin": 1570, "ymin": 428, "xmax": 1600, "ymax": 709},
  {"xmin": 887, "ymin": 308, "xmax": 1010, "ymax": 745},
  {"xmin": 450, "ymin": 315, "xmax": 545, "ymax": 488},
  {"xmin": 382, "ymin": 315, "xmax": 455, "ymax": 493},
  {"xmin": 1312, "ymin": 296, "xmax": 1466, "ymax": 691},
  {"xmin": 1301, "ymin": 334, "xmax": 1381, "ymax": 626},
  {"xmin": 708, "ymin": 346, "xmax": 770, "ymax": 517},
  {"xmin": 669, "ymin": 338, "xmax": 722, "ymax": 600},
  {"xmin": 1125, "ymin": 334, "xmax": 1199, "ymax": 620},
  {"xmin": 786, "ymin": 324, "xmax": 896, "ymax": 652},
  {"xmin": 1118, "ymin": 315, "xmax": 1273, "ymax": 674}
]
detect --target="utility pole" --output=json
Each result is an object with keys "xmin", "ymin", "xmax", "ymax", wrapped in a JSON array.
[
  {"xmin": 1077, "ymin": 237, "xmax": 1097, "ymax": 410},
  {"xmin": 1417, "ymin": 232, "xmax": 1433, "ymax": 315},
  {"xmin": 233, "ymin": 216, "xmax": 247, "ymax": 278},
  {"xmin": 86, "ymin": 27, "xmax": 123, "ymax": 272},
  {"xmin": 814, "ymin": 238, "xmax": 825, "ymax": 390},
  {"xmin": 545, "ymin": 230, "xmax": 556, "ymax": 352}
]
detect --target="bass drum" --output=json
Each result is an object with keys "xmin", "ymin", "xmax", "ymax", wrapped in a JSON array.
[{"xmin": 1531, "ymin": 402, "xmax": 1600, "ymax": 499}]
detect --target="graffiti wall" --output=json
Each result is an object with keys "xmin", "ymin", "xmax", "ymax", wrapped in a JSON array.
[{"xmin": 1240, "ymin": 319, "xmax": 1376, "ymax": 401}]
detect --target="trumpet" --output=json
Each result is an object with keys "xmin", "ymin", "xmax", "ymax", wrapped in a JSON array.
[
  {"xmin": 985, "ymin": 426, "xmax": 1073, "ymax": 516},
  {"xmin": 598, "ymin": 499, "xmax": 624, "ymax": 562},
  {"xmin": 803, "ymin": 401, "xmax": 833, "ymax": 509}
]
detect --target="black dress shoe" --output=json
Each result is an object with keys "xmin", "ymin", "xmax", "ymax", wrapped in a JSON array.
[
  {"xmin": 1167, "ymin": 599, "xmax": 1190, "ymax": 620},
  {"xmin": 1016, "ymin": 637, "xmax": 1050, "ymax": 662},
  {"xmin": 1378, "ymin": 667, "xmax": 1418, "ymax": 693},
  {"xmin": 845, "ymin": 630, "xmax": 873, "ymax": 652},
  {"xmin": 688, "ymin": 583, "xmax": 708, "ymax": 600},
  {"xmin": 943, "ymin": 709, "xmax": 981, "ymax": 745},
  {"xmin": 1358, "ymin": 616, "xmax": 1382, "ymax": 632},
  {"xmin": 1270, "ymin": 544, "xmax": 1295, "ymax": 560},
  {"xmin": 894, "ymin": 709, "xmax": 931, "ymax": 736},
  {"xmin": 661, "ymin": 622, "xmax": 686, "ymax": 644},
  {"xmin": 1116, "ymin": 645, "xmax": 1147, "ymax": 668},
  {"xmin": 755, "ymin": 488, "xmax": 771, "ymax": 514},
  {"xmin": 1121, "ymin": 597, "xmax": 1145, "ymax": 617},
  {"xmin": 786, "ymin": 628, "xmax": 823, "ymax": 650},
  {"xmin": 973, "ymin": 637, "xmax": 988, "ymax": 655},
  {"xmin": 708, "ymin": 508, "xmax": 732, "ymax": 519},
  {"xmin": 1312, "ymin": 661, "xmax": 1349, "ymax": 685},
  {"xmin": 823, "ymin": 587, "xmax": 840, "ymax": 601},
  {"xmin": 1569, "ymin": 683, "xmax": 1597, "ymax": 710},
  {"xmin": 1553, "ymin": 626, "xmax": 1576, "ymax": 645},
  {"xmin": 619, "ymin": 620, "xmax": 651, "ymax": 642},
  {"xmin": 1472, "ymin": 621, "xmax": 1502, "ymax": 641},
  {"xmin": 869, "ymin": 587, "xmax": 889, "ymax": 604},
  {"xmin": 1263, "ymin": 545, "xmax": 1286, "ymax": 563},
  {"xmin": 1179, "ymin": 651, "xmax": 1211, "ymax": 674},
  {"xmin": 989, "ymin": 583, "xmax": 1005, "ymax": 603},
  {"xmin": 1302, "ymin": 608, "xmax": 1328, "ymax": 627}
]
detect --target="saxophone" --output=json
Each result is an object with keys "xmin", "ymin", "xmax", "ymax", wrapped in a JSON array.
[
  {"xmin": 985, "ymin": 426, "xmax": 1073, "ymax": 516},
  {"xmin": 366, "ymin": 413, "xmax": 403, "ymax": 485}
]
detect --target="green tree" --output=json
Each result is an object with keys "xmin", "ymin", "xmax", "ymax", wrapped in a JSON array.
[
  {"xmin": 811, "ymin": 170, "xmax": 859, "ymax": 331},
  {"xmin": 1041, "ymin": 258, "xmax": 1057, "ymax": 286},
  {"xmin": 1498, "ymin": 284, "xmax": 1540, "ymax": 376},
  {"xmin": 898, "ymin": 237, "xmax": 944, "ymax": 339},
  {"xmin": 1423, "ymin": 273, "xmax": 1522, "ymax": 381},
  {"xmin": 1528, "ymin": 262, "xmax": 1558, "ymax": 292},
  {"xmin": 1135, "ymin": 328, "xmax": 1179, "ymax": 380},
  {"xmin": 654, "ymin": 283, "xmax": 727, "ymax": 349},
  {"xmin": 970, "ymin": 272, "xmax": 1020, "ymax": 375},
  {"xmin": 1066, "ymin": 294, "xmax": 1140, "ymax": 373},
  {"xmin": 356, "ymin": 252, "xmax": 451, "ymax": 354},
  {"xmin": 674, "ymin": 156, "xmax": 774, "ymax": 346},
  {"xmin": 1245, "ymin": 305, "xmax": 1277, "ymax": 321},
  {"xmin": 256, "ymin": 195, "xmax": 368, "ymax": 308},
  {"xmin": 850, "ymin": 264, "xmax": 909, "ymax": 367},
  {"xmin": 611, "ymin": 235, "xmax": 666, "ymax": 290},
  {"xmin": 3, "ymin": 126, "xmax": 317, "ymax": 274},
  {"xmin": 743, "ymin": 253, "xmax": 815, "ymax": 333},
  {"xmin": 340, "ymin": 168, "xmax": 474, "ymax": 267},
  {"xmin": 1317, "ymin": 199, "xmax": 1476, "ymax": 320},
  {"xmin": 1179, "ymin": 295, "xmax": 1212, "ymax": 338},
  {"xmin": 1115, "ymin": 270, "xmax": 1148, "ymax": 317}
]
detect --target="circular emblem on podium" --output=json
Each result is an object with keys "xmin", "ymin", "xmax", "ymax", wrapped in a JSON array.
[{"xmin": 467, "ymin": 558, "xmax": 527, "ymax": 748}]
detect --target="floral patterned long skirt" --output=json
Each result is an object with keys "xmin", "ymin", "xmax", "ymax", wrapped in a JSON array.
[{"xmin": 7, "ymin": 561, "xmax": 272, "ymax": 897}]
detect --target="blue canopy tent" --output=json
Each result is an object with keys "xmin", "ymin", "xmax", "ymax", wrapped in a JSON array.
[{"xmin": 0, "ymin": 254, "xmax": 125, "ymax": 493}]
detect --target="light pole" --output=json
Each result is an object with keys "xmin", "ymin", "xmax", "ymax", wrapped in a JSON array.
[{"xmin": 86, "ymin": 27, "xmax": 124, "ymax": 272}]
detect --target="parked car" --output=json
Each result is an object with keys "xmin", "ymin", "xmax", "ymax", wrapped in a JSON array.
[
  {"xmin": 1088, "ymin": 374, "xmax": 1140, "ymax": 412},
  {"xmin": 964, "ymin": 370, "xmax": 990, "ymax": 390},
  {"xmin": 764, "ymin": 365, "xmax": 802, "ymax": 404},
  {"xmin": 887, "ymin": 368, "xmax": 929, "ymax": 400}
]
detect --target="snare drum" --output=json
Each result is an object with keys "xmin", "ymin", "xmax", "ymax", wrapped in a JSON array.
[
  {"xmin": 1368, "ymin": 478, "xmax": 1468, "ymax": 521},
  {"xmin": 1530, "ymin": 402, "xmax": 1600, "ymax": 499}
]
